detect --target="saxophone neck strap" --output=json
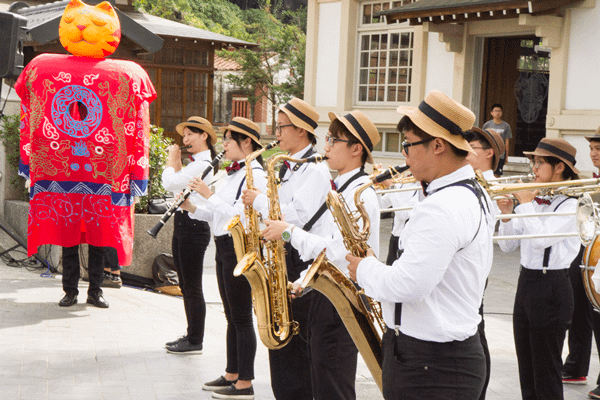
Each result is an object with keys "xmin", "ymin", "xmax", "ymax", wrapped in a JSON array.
[{"xmin": 302, "ymin": 169, "xmax": 367, "ymax": 232}]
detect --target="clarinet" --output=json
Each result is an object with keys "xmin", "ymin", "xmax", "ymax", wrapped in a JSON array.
[{"xmin": 147, "ymin": 150, "xmax": 226, "ymax": 238}]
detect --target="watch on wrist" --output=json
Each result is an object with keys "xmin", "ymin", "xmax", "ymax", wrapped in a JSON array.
[{"xmin": 282, "ymin": 225, "xmax": 294, "ymax": 242}]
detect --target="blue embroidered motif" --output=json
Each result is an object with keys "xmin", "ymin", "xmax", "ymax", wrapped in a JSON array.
[
  {"xmin": 84, "ymin": 164, "xmax": 92, "ymax": 172},
  {"xmin": 71, "ymin": 163, "xmax": 79, "ymax": 171},
  {"xmin": 30, "ymin": 180, "xmax": 133, "ymax": 206},
  {"xmin": 71, "ymin": 140, "xmax": 90, "ymax": 157},
  {"xmin": 51, "ymin": 85, "xmax": 102, "ymax": 138}
]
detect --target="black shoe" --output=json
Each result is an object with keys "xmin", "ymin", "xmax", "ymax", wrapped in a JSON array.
[
  {"xmin": 58, "ymin": 293, "xmax": 78, "ymax": 307},
  {"xmin": 203, "ymin": 376, "xmax": 238, "ymax": 391},
  {"xmin": 589, "ymin": 386, "xmax": 600, "ymax": 399},
  {"xmin": 101, "ymin": 272, "xmax": 122, "ymax": 288},
  {"xmin": 86, "ymin": 293, "xmax": 109, "ymax": 308},
  {"xmin": 165, "ymin": 335, "xmax": 188, "ymax": 348},
  {"xmin": 211, "ymin": 385, "xmax": 254, "ymax": 399},
  {"xmin": 166, "ymin": 339, "xmax": 203, "ymax": 354}
]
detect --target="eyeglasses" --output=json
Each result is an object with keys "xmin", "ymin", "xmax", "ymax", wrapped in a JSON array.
[
  {"xmin": 276, "ymin": 124, "xmax": 294, "ymax": 132},
  {"xmin": 223, "ymin": 136, "xmax": 233, "ymax": 143},
  {"xmin": 402, "ymin": 138, "xmax": 434, "ymax": 154},
  {"xmin": 530, "ymin": 159, "xmax": 547, "ymax": 169},
  {"xmin": 325, "ymin": 134, "xmax": 352, "ymax": 147}
]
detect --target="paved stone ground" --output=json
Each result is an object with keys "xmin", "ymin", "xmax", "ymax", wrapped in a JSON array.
[{"xmin": 0, "ymin": 218, "xmax": 598, "ymax": 399}]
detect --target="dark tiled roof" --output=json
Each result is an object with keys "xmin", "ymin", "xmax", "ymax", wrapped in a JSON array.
[
  {"xmin": 2, "ymin": 0, "xmax": 255, "ymax": 48},
  {"xmin": 378, "ymin": 0, "xmax": 583, "ymax": 24}
]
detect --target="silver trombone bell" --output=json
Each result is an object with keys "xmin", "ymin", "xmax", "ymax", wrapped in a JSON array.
[{"xmin": 577, "ymin": 193, "xmax": 599, "ymax": 247}]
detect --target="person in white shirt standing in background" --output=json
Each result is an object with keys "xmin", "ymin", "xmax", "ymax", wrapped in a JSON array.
[
  {"xmin": 347, "ymin": 90, "xmax": 494, "ymax": 400},
  {"xmin": 464, "ymin": 126, "xmax": 505, "ymax": 400}
]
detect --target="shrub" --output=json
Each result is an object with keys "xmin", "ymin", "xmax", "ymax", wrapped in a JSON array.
[
  {"xmin": 135, "ymin": 125, "xmax": 172, "ymax": 213},
  {"xmin": 0, "ymin": 114, "xmax": 28, "ymax": 200}
]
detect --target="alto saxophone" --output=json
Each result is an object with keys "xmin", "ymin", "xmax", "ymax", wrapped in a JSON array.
[
  {"xmin": 233, "ymin": 152, "xmax": 326, "ymax": 350},
  {"xmin": 226, "ymin": 140, "xmax": 278, "ymax": 262},
  {"xmin": 300, "ymin": 164, "xmax": 410, "ymax": 393}
]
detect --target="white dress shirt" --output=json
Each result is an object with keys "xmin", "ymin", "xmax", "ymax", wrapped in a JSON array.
[
  {"xmin": 161, "ymin": 149, "xmax": 213, "ymax": 223},
  {"xmin": 498, "ymin": 193, "xmax": 578, "ymax": 270},
  {"xmin": 357, "ymin": 165, "xmax": 494, "ymax": 342},
  {"xmin": 188, "ymin": 159, "xmax": 267, "ymax": 237},
  {"xmin": 253, "ymin": 144, "xmax": 332, "ymax": 237},
  {"xmin": 290, "ymin": 168, "xmax": 380, "ymax": 278}
]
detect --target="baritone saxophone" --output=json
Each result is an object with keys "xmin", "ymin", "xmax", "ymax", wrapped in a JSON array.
[
  {"xmin": 232, "ymin": 152, "xmax": 327, "ymax": 350},
  {"xmin": 300, "ymin": 164, "xmax": 410, "ymax": 393}
]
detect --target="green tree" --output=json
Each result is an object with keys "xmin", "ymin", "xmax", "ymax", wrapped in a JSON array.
[{"xmin": 221, "ymin": 6, "xmax": 306, "ymax": 133}]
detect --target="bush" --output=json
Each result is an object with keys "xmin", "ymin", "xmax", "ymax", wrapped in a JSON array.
[
  {"xmin": 135, "ymin": 125, "xmax": 172, "ymax": 213},
  {"xmin": 0, "ymin": 114, "xmax": 28, "ymax": 200}
]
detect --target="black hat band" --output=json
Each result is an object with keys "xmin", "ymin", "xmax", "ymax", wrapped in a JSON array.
[
  {"xmin": 344, "ymin": 113, "xmax": 373, "ymax": 152},
  {"xmin": 284, "ymin": 103, "xmax": 318, "ymax": 129},
  {"xmin": 537, "ymin": 142, "xmax": 576, "ymax": 166},
  {"xmin": 418, "ymin": 101, "xmax": 465, "ymax": 137},
  {"xmin": 230, "ymin": 120, "xmax": 260, "ymax": 141}
]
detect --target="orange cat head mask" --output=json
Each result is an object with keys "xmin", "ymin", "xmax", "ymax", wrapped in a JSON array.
[{"xmin": 59, "ymin": 0, "xmax": 121, "ymax": 58}]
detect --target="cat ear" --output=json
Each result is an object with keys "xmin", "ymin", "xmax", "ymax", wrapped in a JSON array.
[
  {"xmin": 96, "ymin": 1, "xmax": 117, "ymax": 17},
  {"xmin": 66, "ymin": 0, "xmax": 84, "ymax": 9}
]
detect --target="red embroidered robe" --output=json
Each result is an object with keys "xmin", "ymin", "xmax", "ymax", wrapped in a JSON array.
[{"xmin": 15, "ymin": 54, "xmax": 156, "ymax": 266}]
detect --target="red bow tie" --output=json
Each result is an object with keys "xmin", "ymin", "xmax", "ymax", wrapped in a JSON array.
[
  {"xmin": 226, "ymin": 161, "xmax": 243, "ymax": 175},
  {"xmin": 330, "ymin": 180, "xmax": 337, "ymax": 191},
  {"xmin": 534, "ymin": 197, "xmax": 551, "ymax": 205}
]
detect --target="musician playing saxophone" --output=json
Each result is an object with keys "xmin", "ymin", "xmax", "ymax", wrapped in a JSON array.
[
  {"xmin": 179, "ymin": 117, "xmax": 267, "ymax": 399},
  {"xmin": 241, "ymin": 98, "xmax": 330, "ymax": 400},
  {"xmin": 261, "ymin": 111, "xmax": 381, "ymax": 400},
  {"xmin": 346, "ymin": 90, "xmax": 494, "ymax": 400}
]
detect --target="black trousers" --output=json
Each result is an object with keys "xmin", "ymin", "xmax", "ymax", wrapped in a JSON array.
[
  {"xmin": 514, "ymin": 268, "xmax": 573, "ymax": 400},
  {"xmin": 268, "ymin": 244, "xmax": 313, "ymax": 400},
  {"xmin": 214, "ymin": 235, "xmax": 257, "ymax": 381},
  {"xmin": 562, "ymin": 245, "xmax": 600, "ymax": 380},
  {"xmin": 172, "ymin": 212, "xmax": 211, "ymax": 346},
  {"xmin": 478, "ymin": 302, "xmax": 491, "ymax": 400},
  {"xmin": 382, "ymin": 329, "xmax": 485, "ymax": 400},
  {"xmin": 307, "ymin": 291, "xmax": 358, "ymax": 400},
  {"xmin": 103, "ymin": 246, "xmax": 120, "ymax": 271},
  {"xmin": 62, "ymin": 245, "xmax": 106, "ymax": 296},
  {"xmin": 386, "ymin": 234, "xmax": 399, "ymax": 266}
]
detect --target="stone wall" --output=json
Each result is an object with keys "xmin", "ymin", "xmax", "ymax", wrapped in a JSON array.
[{"xmin": 3, "ymin": 200, "xmax": 174, "ymax": 280}]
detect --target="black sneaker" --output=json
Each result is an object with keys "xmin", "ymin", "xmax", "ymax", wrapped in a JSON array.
[
  {"xmin": 590, "ymin": 386, "xmax": 600, "ymax": 399},
  {"xmin": 211, "ymin": 385, "xmax": 254, "ymax": 400},
  {"xmin": 166, "ymin": 339, "xmax": 203, "ymax": 354},
  {"xmin": 101, "ymin": 272, "xmax": 122, "ymax": 288},
  {"xmin": 203, "ymin": 376, "xmax": 238, "ymax": 391},
  {"xmin": 165, "ymin": 335, "xmax": 188, "ymax": 348}
]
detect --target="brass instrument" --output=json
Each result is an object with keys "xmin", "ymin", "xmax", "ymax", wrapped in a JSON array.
[
  {"xmin": 576, "ymin": 193, "xmax": 600, "ymax": 312},
  {"xmin": 485, "ymin": 177, "xmax": 600, "ymax": 199},
  {"xmin": 232, "ymin": 152, "xmax": 326, "ymax": 350},
  {"xmin": 301, "ymin": 164, "xmax": 409, "ymax": 392},
  {"xmin": 226, "ymin": 140, "xmax": 279, "ymax": 261}
]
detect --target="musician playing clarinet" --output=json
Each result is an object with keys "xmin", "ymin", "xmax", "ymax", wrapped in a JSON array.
[
  {"xmin": 162, "ymin": 116, "xmax": 218, "ymax": 355},
  {"xmin": 347, "ymin": 90, "xmax": 495, "ymax": 400},
  {"xmin": 497, "ymin": 138, "xmax": 580, "ymax": 400}
]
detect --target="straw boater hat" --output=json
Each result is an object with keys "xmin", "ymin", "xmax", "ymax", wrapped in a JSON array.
[
  {"xmin": 328, "ymin": 111, "xmax": 381, "ymax": 164},
  {"xmin": 176, "ymin": 116, "xmax": 217, "ymax": 145},
  {"xmin": 470, "ymin": 127, "xmax": 506, "ymax": 171},
  {"xmin": 584, "ymin": 125, "xmax": 600, "ymax": 142},
  {"xmin": 396, "ymin": 90, "xmax": 476, "ymax": 154},
  {"xmin": 278, "ymin": 98, "xmax": 319, "ymax": 135},
  {"xmin": 523, "ymin": 137, "xmax": 580, "ymax": 176},
  {"xmin": 220, "ymin": 117, "xmax": 263, "ymax": 148}
]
